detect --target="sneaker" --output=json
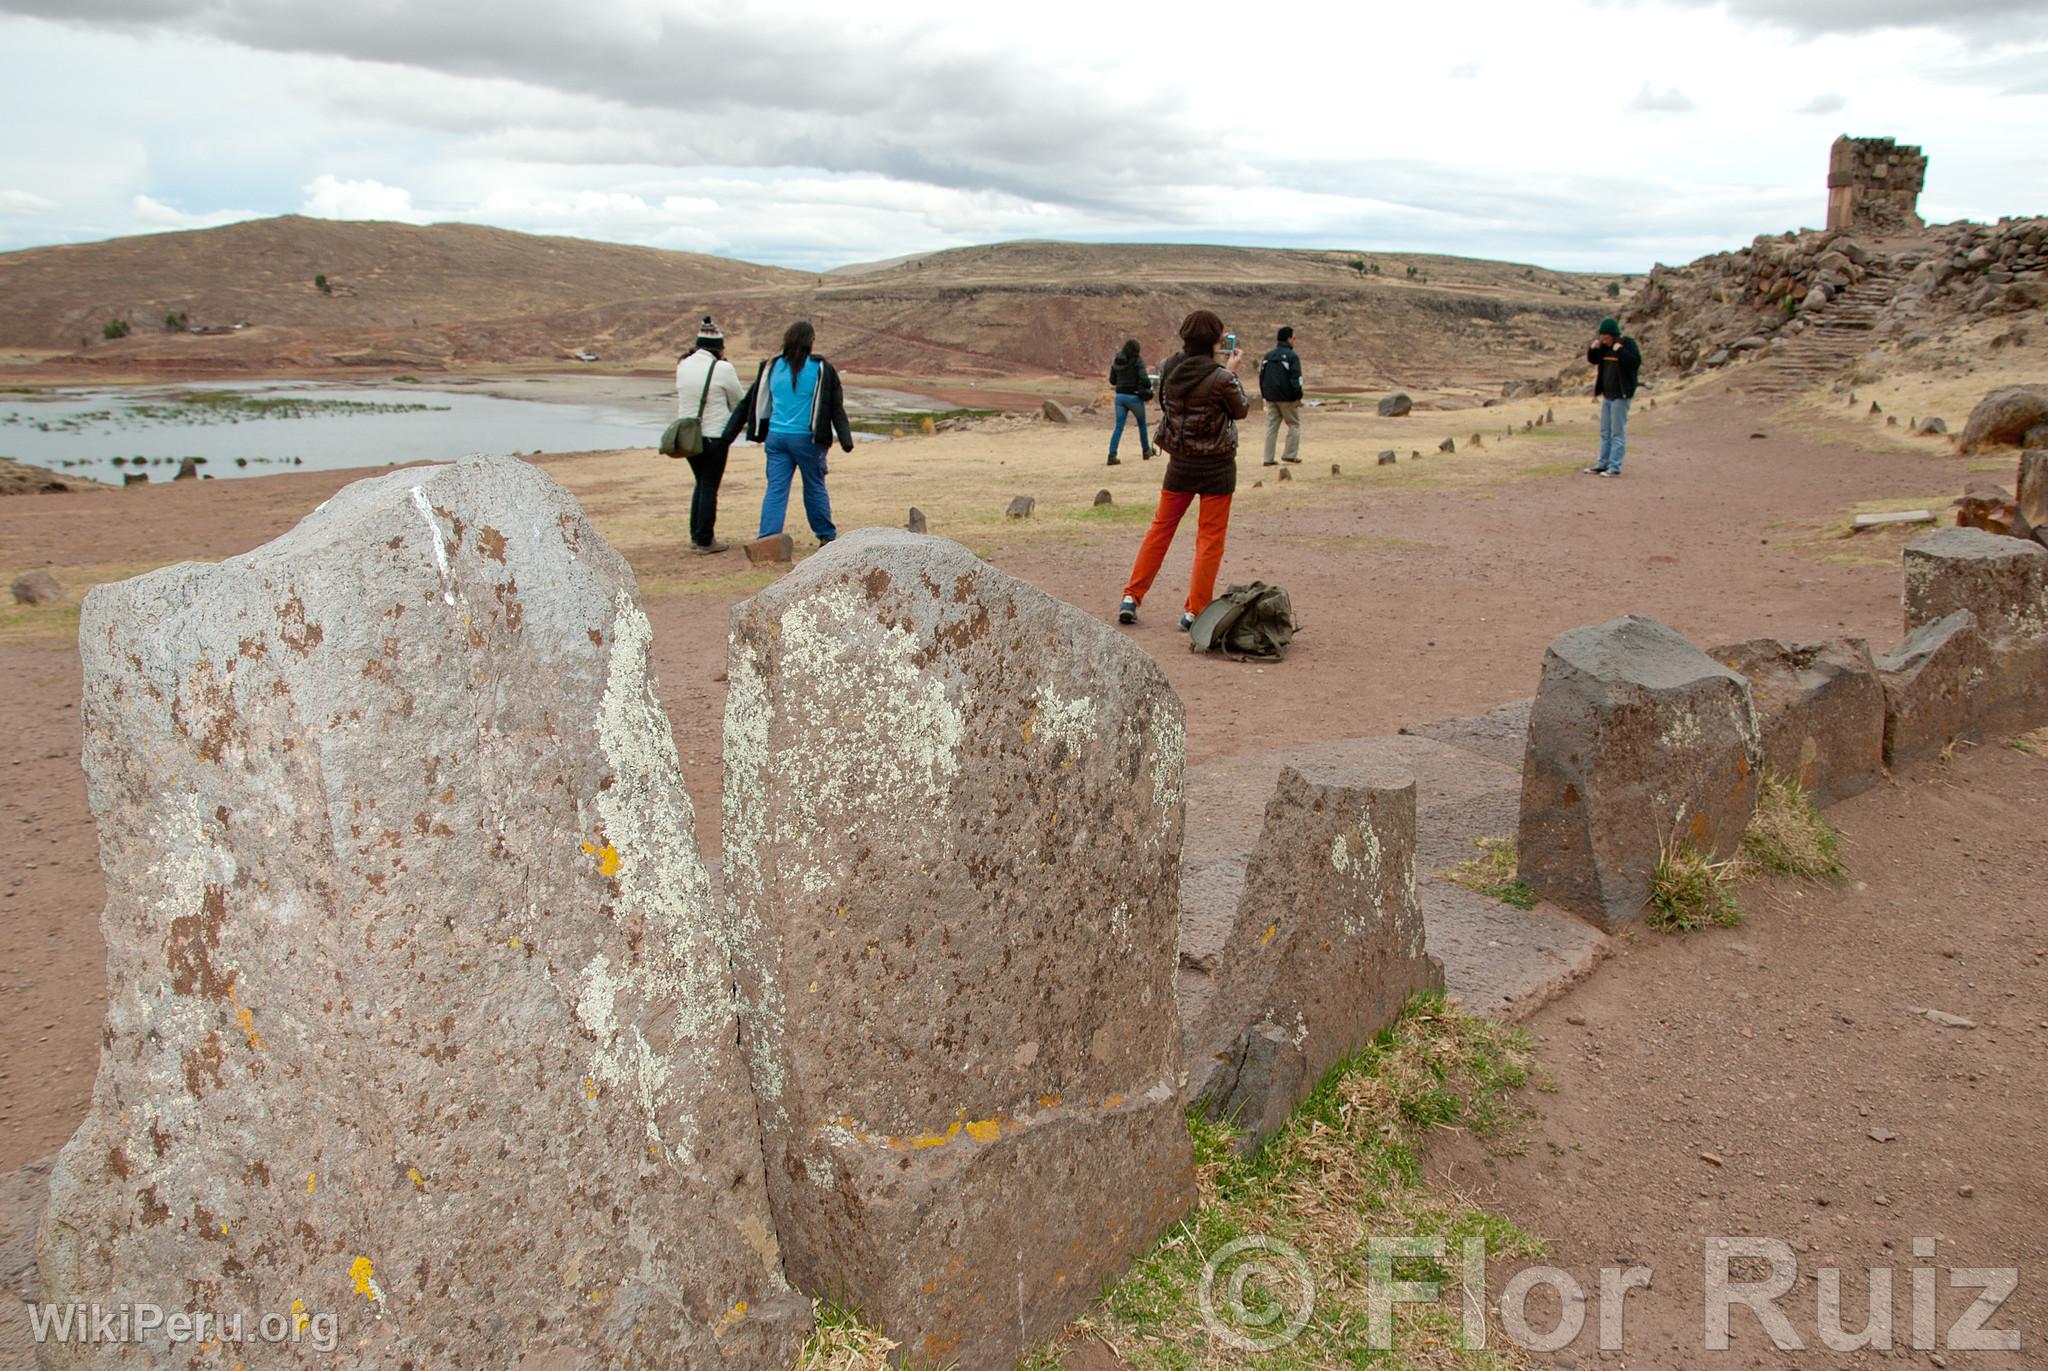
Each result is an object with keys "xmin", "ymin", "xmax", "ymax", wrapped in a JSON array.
[
  {"xmin": 1107, "ymin": 454, "xmax": 1121, "ymax": 466},
  {"xmin": 1582, "ymin": 465, "xmax": 1605, "ymax": 475},
  {"xmin": 1596, "ymin": 469, "xmax": 1620, "ymax": 478},
  {"xmin": 1179, "ymin": 611, "xmax": 1196, "ymax": 631},
  {"xmin": 690, "ymin": 540, "xmax": 730, "ymax": 555},
  {"xmin": 1118, "ymin": 596, "xmax": 1138, "ymax": 625}
]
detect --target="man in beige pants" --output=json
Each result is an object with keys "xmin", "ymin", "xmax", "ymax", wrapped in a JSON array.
[{"xmin": 1258, "ymin": 326, "xmax": 1305, "ymax": 465}]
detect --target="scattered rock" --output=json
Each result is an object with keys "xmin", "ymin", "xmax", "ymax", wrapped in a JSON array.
[
  {"xmin": 1005, "ymin": 494, "xmax": 1036, "ymax": 519},
  {"xmin": 1959, "ymin": 384, "xmax": 2048, "ymax": 453},
  {"xmin": 1544, "ymin": 408, "xmax": 1555, "ymax": 425},
  {"xmin": 1750, "ymin": 432, "xmax": 1768, "ymax": 440},
  {"xmin": 1518, "ymin": 615, "xmax": 1763, "ymax": 928},
  {"xmin": 1469, "ymin": 432, "xmax": 1484, "ymax": 449},
  {"xmin": 40, "ymin": 454, "xmax": 810, "ymax": 1369},
  {"xmin": 746, "ymin": 532, "xmax": 796, "ymax": 563},
  {"xmin": 1276, "ymin": 467, "xmax": 1292, "ymax": 482},
  {"xmin": 1909, "ymin": 1006, "xmax": 1978, "ymax": 1029},
  {"xmin": 723, "ymin": 530, "xmax": 1195, "ymax": 1371},
  {"xmin": 1711, "ymin": 638, "xmax": 1886, "ymax": 805},
  {"xmin": 1954, "ymin": 481, "xmax": 2029, "ymax": 539},
  {"xmin": 1377, "ymin": 450, "xmax": 1397, "ymax": 466},
  {"xmin": 1331, "ymin": 463, "xmax": 1343, "ymax": 475},
  {"xmin": 9, "ymin": 569, "xmax": 60, "ymax": 606},
  {"xmin": 1705, "ymin": 349, "xmax": 1730, "ymax": 368},
  {"xmin": 172, "ymin": 457, "xmax": 199, "ymax": 481},
  {"xmin": 1041, "ymin": 399, "xmax": 1072, "ymax": 424},
  {"xmin": 1868, "ymin": 1128, "xmax": 1898, "ymax": 1142},
  {"xmin": 1870, "ymin": 401, "xmax": 1883, "ymax": 416},
  {"xmin": 1916, "ymin": 416, "xmax": 1948, "ymax": 436},
  {"xmin": 1439, "ymin": 438, "xmax": 1456, "ymax": 454},
  {"xmin": 1377, "ymin": 393, "xmax": 1413, "ymax": 417},
  {"xmin": 1093, "ymin": 489, "xmax": 1113, "ymax": 507},
  {"xmin": 1700, "ymin": 1152, "xmax": 1725, "ymax": 1167},
  {"xmin": 907, "ymin": 506, "xmax": 927, "ymax": 534}
]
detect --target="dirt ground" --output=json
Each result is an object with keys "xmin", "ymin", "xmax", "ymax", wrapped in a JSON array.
[{"xmin": 2, "ymin": 376, "xmax": 2041, "ymax": 1361}]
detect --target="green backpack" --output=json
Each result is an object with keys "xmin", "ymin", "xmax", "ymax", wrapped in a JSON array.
[
  {"xmin": 1188, "ymin": 582, "xmax": 1296, "ymax": 661},
  {"xmin": 659, "ymin": 360, "xmax": 718, "ymax": 458}
]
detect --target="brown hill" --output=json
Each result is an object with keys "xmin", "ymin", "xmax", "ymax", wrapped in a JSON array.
[{"xmin": 0, "ymin": 220, "xmax": 1620, "ymax": 389}]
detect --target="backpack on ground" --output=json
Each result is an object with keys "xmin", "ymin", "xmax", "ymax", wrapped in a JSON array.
[
  {"xmin": 1188, "ymin": 581, "xmax": 1296, "ymax": 660},
  {"xmin": 659, "ymin": 359, "xmax": 718, "ymax": 458}
]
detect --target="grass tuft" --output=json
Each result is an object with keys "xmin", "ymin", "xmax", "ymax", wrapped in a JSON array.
[
  {"xmin": 1647, "ymin": 827, "xmax": 1744, "ymax": 933},
  {"xmin": 1442, "ymin": 836, "xmax": 1536, "ymax": 910},
  {"xmin": 1741, "ymin": 773, "xmax": 1845, "ymax": 882},
  {"xmin": 795, "ymin": 1301, "xmax": 898, "ymax": 1371},
  {"xmin": 2010, "ymin": 727, "xmax": 2048, "ymax": 758}
]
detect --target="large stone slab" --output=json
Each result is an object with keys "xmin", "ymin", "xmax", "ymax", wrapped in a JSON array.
[
  {"xmin": 1903, "ymin": 527, "xmax": 2048, "ymax": 734},
  {"xmin": 39, "ymin": 455, "xmax": 806, "ymax": 1371},
  {"xmin": 722, "ymin": 529, "xmax": 1194, "ymax": 1371},
  {"xmin": 1876, "ymin": 610, "xmax": 1993, "ymax": 767},
  {"xmin": 1518, "ymin": 615, "xmax": 1762, "ymax": 929},
  {"xmin": 1178, "ymin": 762, "xmax": 1441, "ymax": 1145},
  {"xmin": 1710, "ymin": 638, "xmax": 1887, "ymax": 805}
]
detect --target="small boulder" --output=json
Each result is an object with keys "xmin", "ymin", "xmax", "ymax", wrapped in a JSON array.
[
  {"xmin": 1093, "ymin": 488, "xmax": 1113, "ymax": 507},
  {"xmin": 1954, "ymin": 481, "xmax": 2028, "ymax": 539},
  {"xmin": 907, "ymin": 506, "xmax": 927, "ymax": 534},
  {"xmin": 1905, "ymin": 526, "xmax": 2048, "ymax": 636},
  {"xmin": 10, "ymin": 569, "xmax": 61, "ymax": 606},
  {"xmin": 1041, "ymin": 399, "xmax": 1072, "ymax": 424},
  {"xmin": 1518, "ymin": 615, "xmax": 1762, "ymax": 929},
  {"xmin": 1005, "ymin": 494, "xmax": 1036, "ymax": 519},
  {"xmin": 1439, "ymin": 438, "xmax": 1456, "ymax": 454},
  {"xmin": 1711, "ymin": 638, "xmax": 1886, "ymax": 805},
  {"xmin": 746, "ymin": 532, "xmax": 796, "ymax": 563},
  {"xmin": 1959, "ymin": 384, "xmax": 2048, "ymax": 453},
  {"xmin": 1916, "ymin": 416, "xmax": 1948, "ymax": 436},
  {"xmin": 1377, "ymin": 450, "xmax": 1397, "ymax": 466},
  {"xmin": 1331, "ymin": 463, "xmax": 1343, "ymax": 475},
  {"xmin": 1378, "ymin": 393, "xmax": 1413, "ymax": 417},
  {"xmin": 173, "ymin": 457, "xmax": 199, "ymax": 481}
]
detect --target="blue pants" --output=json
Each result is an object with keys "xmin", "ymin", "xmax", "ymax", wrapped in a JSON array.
[
  {"xmin": 759, "ymin": 430, "xmax": 836, "ymax": 541},
  {"xmin": 1598, "ymin": 397, "xmax": 1631, "ymax": 472},
  {"xmin": 1110, "ymin": 393, "xmax": 1150, "ymax": 458}
]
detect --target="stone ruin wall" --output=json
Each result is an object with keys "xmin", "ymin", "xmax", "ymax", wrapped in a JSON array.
[{"xmin": 1826, "ymin": 135, "xmax": 1927, "ymax": 234}]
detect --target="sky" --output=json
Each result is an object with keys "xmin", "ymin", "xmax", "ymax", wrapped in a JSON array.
[{"xmin": 0, "ymin": 0, "xmax": 2043, "ymax": 274}]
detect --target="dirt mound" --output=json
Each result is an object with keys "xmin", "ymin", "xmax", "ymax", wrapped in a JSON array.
[{"xmin": 0, "ymin": 456, "xmax": 111, "ymax": 495}]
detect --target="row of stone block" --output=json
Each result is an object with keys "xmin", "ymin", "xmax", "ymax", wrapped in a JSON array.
[{"xmin": 1518, "ymin": 527, "xmax": 2048, "ymax": 929}]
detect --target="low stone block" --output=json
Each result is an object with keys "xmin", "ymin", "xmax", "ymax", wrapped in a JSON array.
[
  {"xmin": 1378, "ymin": 450, "xmax": 1397, "ymax": 465},
  {"xmin": 1876, "ymin": 610, "xmax": 1992, "ymax": 766},
  {"xmin": 1177, "ymin": 763, "xmax": 1441, "ymax": 1146},
  {"xmin": 746, "ymin": 532, "xmax": 795, "ymax": 563},
  {"xmin": 1005, "ymin": 494, "xmax": 1035, "ymax": 519},
  {"xmin": 906, "ymin": 506, "xmax": 927, "ymax": 534},
  {"xmin": 1711, "ymin": 638, "xmax": 1886, "ymax": 805},
  {"xmin": 723, "ymin": 529, "xmax": 1194, "ymax": 1371},
  {"xmin": 39, "ymin": 454, "xmax": 808, "ymax": 1371},
  {"xmin": 1094, "ymin": 488, "xmax": 1113, "ymax": 506},
  {"xmin": 1904, "ymin": 526, "xmax": 2048, "ymax": 636},
  {"xmin": 1518, "ymin": 615, "xmax": 1762, "ymax": 929},
  {"xmin": 1041, "ymin": 398, "xmax": 1072, "ymax": 424},
  {"xmin": 1378, "ymin": 393, "xmax": 1412, "ymax": 417}
]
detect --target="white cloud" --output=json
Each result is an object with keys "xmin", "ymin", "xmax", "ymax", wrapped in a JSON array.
[
  {"xmin": 129, "ymin": 194, "xmax": 259, "ymax": 231},
  {"xmin": 300, "ymin": 173, "xmax": 422, "ymax": 222},
  {"xmin": 0, "ymin": 188, "xmax": 54, "ymax": 214},
  {"xmin": 1625, "ymin": 83, "xmax": 1698, "ymax": 114},
  {"xmin": 1796, "ymin": 92, "xmax": 1847, "ymax": 114}
]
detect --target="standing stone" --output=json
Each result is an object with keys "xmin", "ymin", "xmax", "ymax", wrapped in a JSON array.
[
  {"xmin": 746, "ymin": 532, "xmax": 796, "ymax": 564},
  {"xmin": 1276, "ymin": 467, "xmax": 1292, "ymax": 482},
  {"xmin": 38, "ymin": 455, "xmax": 807, "ymax": 1371},
  {"xmin": 2017, "ymin": 451, "xmax": 2048, "ymax": 538},
  {"xmin": 173, "ymin": 458, "xmax": 199, "ymax": 481},
  {"xmin": 1876, "ymin": 611, "xmax": 1990, "ymax": 766},
  {"xmin": 1005, "ymin": 494, "xmax": 1036, "ymax": 519},
  {"xmin": 1177, "ymin": 763, "xmax": 1440, "ymax": 1148},
  {"xmin": 723, "ymin": 530, "xmax": 1194, "ymax": 1371},
  {"xmin": 907, "ymin": 506, "xmax": 928, "ymax": 534},
  {"xmin": 1377, "ymin": 393, "xmax": 1413, "ymax": 417},
  {"xmin": 10, "ymin": 569, "xmax": 60, "ymax": 605},
  {"xmin": 1439, "ymin": 438, "xmax": 1456, "ymax": 453},
  {"xmin": 1518, "ymin": 615, "xmax": 1762, "ymax": 929},
  {"xmin": 1093, "ymin": 488, "xmax": 1113, "ymax": 507},
  {"xmin": 1711, "ymin": 638, "xmax": 1886, "ymax": 805},
  {"xmin": 1378, "ymin": 450, "xmax": 1397, "ymax": 465},
  {"xmin": 1041, "ymin": 398, "xmax": 1072, "ymax": 424},
  {"xmin": 1902, "ymin": 527, "xmax": 2048, "ymax": 733}
]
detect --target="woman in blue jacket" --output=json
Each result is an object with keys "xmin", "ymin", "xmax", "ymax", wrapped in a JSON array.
[{"xmin": 739, "ymin": 320, "xmax": 855, "ymax": 544}]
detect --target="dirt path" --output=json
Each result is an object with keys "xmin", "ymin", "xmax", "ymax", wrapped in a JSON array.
[
  {"xmin": 1431, "ymin": 739, "xmax": 2048, "ymax": 1365},
  {"xmin": 0, "ymin": 391, "xmax": 1999, "ymax": 1183}
]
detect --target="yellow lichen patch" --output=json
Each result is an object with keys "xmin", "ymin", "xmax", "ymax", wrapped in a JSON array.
[
  {"xmin": 290, "ymin": 1299, "xmax": 309, "ymax": 1333},
  {"xmin": 407, "ymin": 1167, "xmax": 426, "ymax": 1191},
  {"xmin": 963, "ymin": 1118, "xmax": 1003, "ymax": 1144},
  {"xmin": 1037, "ymin": 1093, "xmax": 1063, "ymax": 1110},
  {"xmin": 348, "ymin": 1256, "xmax": 383, "ymax": 1305},
  {"xmin": 1258, "ymin": 923, "xmax": 1279, "ymax": 948},
  {"xmin": 1019, "ymin": 705, "xmax": 1039, "ymax": 742},
  {"xmin": 906, "ymin": 1119, "xmax": 963, "ymax": 1150},
  {"xmin": 227, "ymin": 986, "xmax": 266, "ymax": 1051},
  {"xmin": 305, "ymin": 1173, "xmax": 316, "ymax": 1194},
  {"xmin": 580, "ymin": 839, "xmax": 621, "ymax": 879},
  {"xmin": 584, "ymin": 1075, "xmax": 599, "ymax": 1101},
  {"xmin": 508, "ymin": 936, "xmax": 522, "ymax": 949},
  {"xmin": 1101, "ymin": 1094, "xmax": 1126, "ymax": 1108},
  {"xmin": 713, "ymin": 1300, "xmax": 751, "ymax": 1339}
]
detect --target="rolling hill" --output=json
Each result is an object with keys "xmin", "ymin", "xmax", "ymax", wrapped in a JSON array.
[{"xmin": 0, "ymin": 219, "xmax": 1619, "ymax": 389}]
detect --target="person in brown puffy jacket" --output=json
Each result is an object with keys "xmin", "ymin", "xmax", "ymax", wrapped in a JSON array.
[{"xmin": 1117, "ymin": 309, "xmax": 1249, "ymax": 630}]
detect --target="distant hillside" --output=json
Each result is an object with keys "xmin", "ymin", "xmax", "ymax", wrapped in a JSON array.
[{"xmin": 0, "ymin": 220, "xmax": 1621, "ymax": 389}]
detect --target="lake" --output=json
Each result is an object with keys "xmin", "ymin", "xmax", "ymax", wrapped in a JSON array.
[{"xmin": 0, "ymin": 380, "xmax": 692, "ymax": 482}]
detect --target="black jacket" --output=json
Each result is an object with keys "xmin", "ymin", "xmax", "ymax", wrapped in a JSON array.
[
  {"xmin": 738, "ymin": 354, "xmax": 855, "ymax": 450},
  {"xmin": 1259, "ymin": 344, "xmax": 1304, "ymax": 403},
  {"xmin": 1588, "ymin": 338, "xmax": 1642, "ymax": 400},
  {"xmin": 1109, "ymin": 353, "xmax": 1152, "ymax": 398}
]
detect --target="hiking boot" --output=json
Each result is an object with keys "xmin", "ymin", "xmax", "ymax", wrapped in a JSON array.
[
  {"xmin": 1118, "ymin": 596, "xmax": 1138, "ymax": 625},
  {"xmin": 1107, "ymin": 454, "xmax": 1121, "ymax": 466},
  {"xmin": 1178, "ymin": 611, "xmax": 1196, "ymax": 631},
  {"xmin": 1281, "ymin": 455, "xmax": 1302, "ymax": 464},
  {"xmin": 691, "ymin": 540, "xmax": 730, "ymax": 555},
  {"xmin": 1142, "ymin": 448, "xmax": 1154, "ymax": 459}
]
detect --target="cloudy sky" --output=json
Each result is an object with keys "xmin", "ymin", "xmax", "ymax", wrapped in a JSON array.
[{"xmin": 0, "ymin": 0, "xmax": 2042, "ymax": 272}]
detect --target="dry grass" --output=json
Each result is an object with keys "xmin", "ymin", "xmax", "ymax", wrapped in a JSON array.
[
  {"xmin": 1441, "ymin": 837, "xmax": 1536, "ymax": 910},
  {"xmin": 795, "ymin": 1302, "xmax": 900, "ymax": 1371},
  {"xmin": 1646, "ymin": 824, "xmax": 1745, "ymax": 933},
  {"xmin": 1088, "ymin": 996, "xmax": 1542, "ymax": 1371},
  {"xmin": 2009, "ymin": 727, "xmax": 2048, "ymax": 758},
  {"xmin": 1740, "ymin": 773, "xmax": 1846, "ymax": 882}
]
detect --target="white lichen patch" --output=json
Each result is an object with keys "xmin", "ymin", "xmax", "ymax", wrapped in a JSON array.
[
  {"xmin": 1658, "ymin": 709, "xmax": 1706, "ymax": 755},
  {"xmin": 720, "ymin": 639, "xmax": 789, "ymax": 1112},
  {"xmin": 1029, "ymin": 690, "xmax": 1098, "ymax": 760},
  {"xmin": 1146, "ymin": 705, "xmax": 1185, "ymax": 816},
  {"xmin": 1329, "ymin": 817, "xmax": 1387, "ymax": 936}
]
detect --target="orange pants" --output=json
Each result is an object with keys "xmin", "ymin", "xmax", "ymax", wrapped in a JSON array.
[{"xmin": 1123, "ymin": 489, "xmax": 1232, "ymax": 616}]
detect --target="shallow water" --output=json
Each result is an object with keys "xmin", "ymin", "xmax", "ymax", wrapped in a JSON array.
[{"xmin": 0, "ymin": 381, "xmax": 678, "ymax": 482}]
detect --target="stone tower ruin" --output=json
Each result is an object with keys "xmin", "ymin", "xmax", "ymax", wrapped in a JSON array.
[{"xmin": 1826, "ymin": 135, "xmax": 1926, "ymax": 233}]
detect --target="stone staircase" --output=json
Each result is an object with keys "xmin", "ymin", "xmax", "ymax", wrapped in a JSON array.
[{"xmin": 1734, "ymin": 269, "xmax": 1898, "ymax": 399}]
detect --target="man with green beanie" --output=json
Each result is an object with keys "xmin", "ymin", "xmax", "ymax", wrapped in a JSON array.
[{"xmin": 1583, "ymin": 317, "xmax": 1641, "ymax": 478}]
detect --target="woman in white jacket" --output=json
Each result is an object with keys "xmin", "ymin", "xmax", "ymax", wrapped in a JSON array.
[{"xmin": 673, "ymin": 316, "xmax": 746, "ymax": 552}]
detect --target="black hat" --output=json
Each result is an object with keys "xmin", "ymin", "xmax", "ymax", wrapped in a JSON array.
[
  {"xmin": 1277, "ymin": 326, "xmax": 1293, "ymax": 343},
  {"xmin": 695, "ymin": 315, "xmax": 724, "ymax": 346}
]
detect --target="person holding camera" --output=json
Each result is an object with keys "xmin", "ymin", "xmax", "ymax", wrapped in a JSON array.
[
  {"xmin": 1117, "ymin": 310, "xmax": 1249, "ymax": 631},
  {"xmin": 1106, "ymin": 338, "xmax": 1153, "ymax": 465},
  {"xmin": 1583, "ymin": 317, "xmax": 1641, "ymax": 478}
]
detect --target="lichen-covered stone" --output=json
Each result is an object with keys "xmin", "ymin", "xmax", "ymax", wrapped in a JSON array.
[
  {"xmin": 1518, "ymin": 615, "xmax": 1762, "ymax": 929},
  {"xmin": 1876, "ymin": 610, "xmax": 1992, "ymax": 766},
  {"xmin": 722, "ymin": 528, "xmax": 1193, "ymax": 1371},
  {"xmin": 1710, "ymin": 638, "xmax": 1886, "ymax": 805},
  {"xmin": 39, "ymin": 454, "xmax": 807, "ymax": 1371},
  {"xmin": 1903, "ymin": 527, "xmax": 2048, "ymax": 734},
  {"xmin": 1177, "ymin": 762, "xmax": 1439, "ymax": 1145}
]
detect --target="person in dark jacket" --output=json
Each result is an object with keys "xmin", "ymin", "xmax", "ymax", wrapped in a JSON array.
[
  {"xmin": 1118, "ymin": 309, "xmax": 1249, "ymax": 630},
  {"xmin": 1584, "ymin": 317, "xmax": 1642, "ymax": 478},
  {"xmin": 1258, "ymin": 325, "xmax": 1305, "ymax": 466},
  {"xmin": 1106, "ymin": 338, "xmax": 1153, "ymax": 465},
  {"xmin": 737, "ymin": 320, "xmax": 854, "ymax": 543}
]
